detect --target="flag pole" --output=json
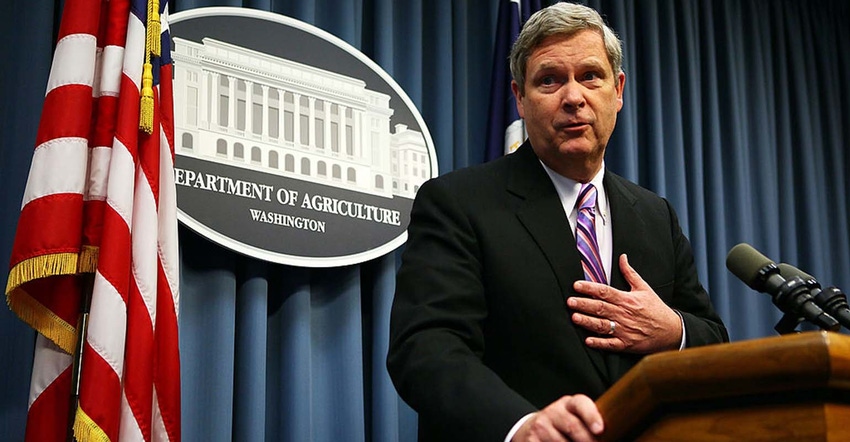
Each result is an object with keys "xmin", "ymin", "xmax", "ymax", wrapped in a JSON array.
[{"xmin": 66, "ymin": 272, "xmax": 94, "ymax": 442}]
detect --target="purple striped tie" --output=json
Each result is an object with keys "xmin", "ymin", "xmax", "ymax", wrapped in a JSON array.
[{"xmin": 576, "ymin": 183, "xmax": 607, "ymax": 284}]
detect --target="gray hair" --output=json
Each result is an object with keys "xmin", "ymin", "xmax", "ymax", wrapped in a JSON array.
[{"xmin": 509, "ymin": 2, "xmax": 623, "ymax": 92}]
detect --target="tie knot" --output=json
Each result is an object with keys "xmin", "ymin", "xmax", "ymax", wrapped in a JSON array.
[{"xmin": 578, "ymin": 183, "xmax": 597, "ymax": 211}]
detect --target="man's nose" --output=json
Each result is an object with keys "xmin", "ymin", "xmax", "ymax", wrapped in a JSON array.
[{"xmin": 561, "ymin": 81, "xmax": 586, "ymax": 111}]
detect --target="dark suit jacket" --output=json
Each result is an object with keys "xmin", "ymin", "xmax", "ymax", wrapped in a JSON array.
[{"xmin": 387, "ymin": 142, "xmax": 728, "ymax": 441}]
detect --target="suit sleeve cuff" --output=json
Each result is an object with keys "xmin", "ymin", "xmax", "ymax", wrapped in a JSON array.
[{"xmin": 505, "ymin": 412, "xmax": 536, "ymax": 442}]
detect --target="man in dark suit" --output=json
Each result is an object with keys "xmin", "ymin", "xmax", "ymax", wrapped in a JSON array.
[{"xmin": 387, "ymin": 3, "xmax": 728, "ymax": 441}]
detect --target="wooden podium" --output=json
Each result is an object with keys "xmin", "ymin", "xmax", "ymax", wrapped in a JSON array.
[{"xmin": 596, "ymin": 331, "xmax": 850, "ymax": 441}]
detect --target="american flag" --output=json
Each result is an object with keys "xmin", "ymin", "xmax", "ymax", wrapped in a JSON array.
[{"xmin": 5, "ymin": 0, "xmax": 181, "ymax": 440}]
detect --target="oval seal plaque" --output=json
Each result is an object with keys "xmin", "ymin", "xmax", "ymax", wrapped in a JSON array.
[{"xmin": 170, "ymin": 8, "xmax": 437, "ymax": 267}]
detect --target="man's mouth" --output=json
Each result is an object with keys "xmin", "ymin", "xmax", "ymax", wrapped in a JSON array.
[{"xmin": 559, "ymin": 121, "xmax": 590, "ymax": 131}]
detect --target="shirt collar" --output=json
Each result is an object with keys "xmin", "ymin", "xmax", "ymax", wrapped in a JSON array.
[{"xmin": 540, "ymin": 161, "xmax": 608, "ymax": 220}]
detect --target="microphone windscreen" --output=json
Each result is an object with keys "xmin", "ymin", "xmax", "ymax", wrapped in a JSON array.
[
  {"xmin": 726, "ymin": 243, "xmax": 775, "ymax": 290},
  {"xmin": 777, "ymin": 263, "xmax": 815, "ymax": 282}
]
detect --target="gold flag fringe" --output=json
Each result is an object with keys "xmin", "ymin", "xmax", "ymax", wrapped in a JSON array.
[
  {"xmin": 7, "ymin": 288, "xmax": 78, "ymax": 354},
  {"xmin": 6, "ymin": 252, "xmax": 80, "ymax": 295},
  {"xmin": 5, "ymin": 247, "xmax": 100, "ymax": 354},
  {"xmin": 74, "ymin": 407, "xmax": 112, "ymax": 442},
  {"xmin": 79, "ymin": 245, "xmax": 100, "ymax": 274},
  {"xmin": 5, "ymin": 247, "xmax": 100, "ymax": 296}
]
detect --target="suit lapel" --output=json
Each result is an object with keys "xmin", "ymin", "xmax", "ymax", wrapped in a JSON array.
[
  {"xmin": 605, "ymin": 172, "xmax": 641, "ymax": 291},
  {"xmin": 507, "ymin": 143, "xmax": 611, "ymax": 384},
  {"xmin": 603, "ymin": 172, "xmax": 647, "ymax": 380}
]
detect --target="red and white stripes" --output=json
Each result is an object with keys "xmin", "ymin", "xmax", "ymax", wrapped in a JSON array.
[{"xmin": 6, "ymin": 0, "xmax": 180, "ymax": 440}]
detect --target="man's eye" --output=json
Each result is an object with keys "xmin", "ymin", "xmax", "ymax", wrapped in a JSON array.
[
  {"xmin": 540, "ymin": 76, "xmax": 556, "ymax": 86},
  {"xmin": 582, "ymin": 72, "xmax": 601, "ymax": 81}
]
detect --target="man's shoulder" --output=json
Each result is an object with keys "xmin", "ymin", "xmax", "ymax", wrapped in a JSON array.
[
  {"xmin": 425, "ymin": 153, "xmax": 517, "ymax": 190},
  {"xmin": 605, "ymin": 171, "xmax": 666, "ymax": 203}
]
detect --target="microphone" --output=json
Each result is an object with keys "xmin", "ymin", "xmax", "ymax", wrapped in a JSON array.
[
  {"xmin": 778, "ymin": 263, "xmax": 850, "ymax": 330},
  {"xmin": 725, "ymin": 243, "xmax": 839, "ymax": 332}
]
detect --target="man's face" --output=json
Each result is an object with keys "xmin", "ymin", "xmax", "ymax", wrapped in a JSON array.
[{"xmin": 511, "ymin": 29, "xmax": 625, "ymax": 181}]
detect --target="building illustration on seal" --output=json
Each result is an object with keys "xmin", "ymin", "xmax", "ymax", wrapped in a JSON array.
[{"xmin": 171, "ymin": 37, "xmax": 431, "ymax": 199}]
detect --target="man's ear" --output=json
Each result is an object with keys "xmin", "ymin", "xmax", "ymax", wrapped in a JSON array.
[
  {"xmin": 615, "ymin": 72, "xmax": 626, "ymax": 111},
  {"xmin": 511, "ymin": 80, "xmax": 525, "ymax": 118}
]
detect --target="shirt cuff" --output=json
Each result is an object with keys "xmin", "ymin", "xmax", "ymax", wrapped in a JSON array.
[
  {"xmin": 676, "ymin": 310, "xmax": 686, "ymax": 350},
  {"xmin": 505, "ymin": 412, "xmax": 536, "ymax": 442}
]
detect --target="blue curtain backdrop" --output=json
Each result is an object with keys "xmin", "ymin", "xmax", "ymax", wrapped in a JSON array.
[{"xmin": 2, "ymin": 0, "xmax": 849, "ymax": 440}]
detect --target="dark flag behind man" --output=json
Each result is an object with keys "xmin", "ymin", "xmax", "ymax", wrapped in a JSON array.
[
  {"xmin": 484, "ymin": 0, "xmax": 543, "ymax": 161},
  {"xmin": 5, "ymin": 0, "xmax": 181, "ymax": 440}
]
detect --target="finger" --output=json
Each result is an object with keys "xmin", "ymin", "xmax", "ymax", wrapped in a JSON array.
[
  {"xmin": 604, "ymin": 318, "xmax": 616, "ymax": 335},
  {"xmin": 564, "ymin": 395, "xmax": 605, "ymax": 436},
  {"xmin": 619, "ymin": 253, "xmax": 651, "ymax": 291},
  {"xmin": 577, "ymin": 314, "xmax": 615, "ymax": 336},
  {"xmin": 551, "ymin": 414, "xmax": 596, "ymax": 442},
  {"xmin": 570, "ymin": 312, "xmax": 613, "ymax": 336},
  {"xmin": 573, "ymin": 280, "xmax": 618, "ymax": 302},
  {"xmin": 566, "ymin": 296, "xmax": 608, "ymax": 317},
  {"xmin": 530, "ymin": 396, "xmax": 605, "ymax": 442},
  {"xmin": 524, "ymin": 412, "xmax": 569, "ymax": 442},
  {"xmin": 585, "ymin": 335, "xmax": 625, "ymax": 352}
]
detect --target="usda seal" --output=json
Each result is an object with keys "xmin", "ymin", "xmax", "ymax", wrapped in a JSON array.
[{"xmin": 170, "ymin": 8, "xmax": 437, "ymax": 267}]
